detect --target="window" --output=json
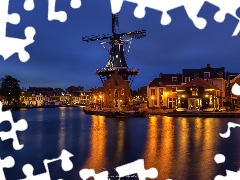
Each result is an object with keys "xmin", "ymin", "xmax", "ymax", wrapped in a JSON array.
[
  {"xmin": 115, "ymin": 80, "xmax": 118, "ymax": 86},
  {"xmin": 154, "ymin": 100, "xmax": 157, "ymax": 105},
  {"xmin": 192, "ymin": 91, "xmax": 198, "ymax": 96},
  {"xmin": 192, "ymin": 86, "xmax": 198, "ymax": 96},
  {"xmin": 121, "ymin": 89, "xmax": 124, "ymax": 95},
  {"xmin": 185, "ymin": 77, "xmax": 190, "ymax": 82},
  {"xmin": 172, "ymin": 87, "xmax": 176, "ymax": 92},
  {"xmin": 114, "ymin": 90, "xmax": 118, "ymax": 97},
  {"xmin": 159, "ymin": 88, "xmax": 163, "ymax": 95},
  {"xmin": 151, "ymin": 89, "xmax": 155, "ymax": 96},
  {"xmin": 204, "ymin": 72, "xmax": 210, "ymax": 79},
  {"xmin": 172, "ymin": 77, "xmax": 177, "ymax": 81}
]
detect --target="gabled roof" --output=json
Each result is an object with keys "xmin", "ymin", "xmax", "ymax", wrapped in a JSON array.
[
  {"xmin": 230, "ymin": 74, "xmax": 240, "ymax": 84},
  {"xmin": 149, "ymin": 73, "xmax": 182, "ymax": 87},
  {"xmin": 178, "ymin": 77, "xmax": 220, "ymax": 90},
  {"xmin": 103, "ymin": 71, "xmax": 129, "ymax": 86}
]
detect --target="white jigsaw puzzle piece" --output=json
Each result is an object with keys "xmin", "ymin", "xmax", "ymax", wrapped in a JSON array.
[
  {"xmin": 215, "ymin": 170, "xmax": 240, "ymax": 180},
  {"xmin": 20, "ymin": 149, "xmax": 74, "ymax": 180},
  {"xmin": 231, "ymin": 83, "xmax": 240, "ymax": 96},
  {"xmin": 79, "ymin": 169, "xmax": 109, "ymax": 180},
  {"xmin": 115, "ymin": 159, "xmax": 158, "ymax": 180},
  {"xmin": 0, "ymin": 156, "xmax": 15, "ymax": 180},
  {"xmin": 110, "ymin": 0, "xmax": 240, "ymax": 35},
  {"xmin": 48, "ymin": 0, "xmax": 81, "ymax": 22},
  {"xmin": 219, "ymin": 122, "xmax": 240, "ymax": 138},
  {"xmin": 0, "ymin": 102, "xmax": 28, "ymax": 150},
  {"xmin": 0, "ymin": 0, "xmax": 36, "ymax": 62}
]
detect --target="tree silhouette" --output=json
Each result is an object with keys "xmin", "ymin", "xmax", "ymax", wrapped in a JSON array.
[
  {"xmin": 0, "ymin": 75, "xmax": 21, "ymax": 105},
  {"xmin": 66, "ymin": 86, "xmax": 84, "ymax": 93}
]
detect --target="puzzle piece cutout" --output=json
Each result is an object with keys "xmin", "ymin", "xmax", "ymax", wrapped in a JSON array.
[
  {"xmin": 20, "ymin": 149, "xmax": 74, "ymax": 180},
  {"xmin": 110, "ymin": 0, "xmax": 240, "ymax": 36},
  {"xmin": 79, "ymin": 159, "xmax": 157, "ymax": 180},
  {"xmin": 219, "ymin": 122, "xmax": 240, "ymax": 138},
  {"xmin": 116, "ymin": 159, "xmax": 158, "ymax": 180},
  {"xmin": 231, "ymin": 83, "xmax": 240, "ymax": 96},
  {"xmin": 48, "ymin": 0, "xmax": 82, "ymax": 22},
  {"xmin": 214, "ymin": 122, "xmax": 240, "ymax": 179},
  {"xmin": 0, "ymin": 156, "xmax": 15, "ymax": 180},
  {"xmin": 215, "ymin": 170, "xmax": 240, "ymax": 180},
  {"xmin": 0, "ymin": 0, "xmax": 36, "ymax": 62},
  {"xmin": 79, "ymin": 169, "xmax": 109, "ymax": 180},
  {"xmin": 24, "ymin": 0, "xmax": 35, "ymax": 11},
  {"xmin": 214, "ymin": 154, "xmax": 240, "ymax": 180},
  {"xmin": 0, "ymin": 102, "xmax": 28, "ymax": 150}
]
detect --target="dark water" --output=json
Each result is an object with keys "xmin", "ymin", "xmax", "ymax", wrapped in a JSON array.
[{"xmin": 1, "ymin": 107, "xmax": 240, "ymax": 180}]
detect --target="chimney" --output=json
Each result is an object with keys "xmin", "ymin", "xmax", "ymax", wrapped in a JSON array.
[
  {"xmin": 207, "ymin": 64, "xmax": 210, "ymax": 68},
  {"xmin": 159, "ymin": 72, "xmax": 162, "ymax": 78}
]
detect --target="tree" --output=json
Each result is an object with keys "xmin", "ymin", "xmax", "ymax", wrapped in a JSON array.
[
  {"xmin": 0, "ymin": 75, "xmax": 21, "ymax": 105},
  {"xmin": 66, "ymin": 86, "xmax": 84, "ymax": 93},
  {"xmin": 54, "ymin": 87, "xmax": 65, "ymax": 95}
]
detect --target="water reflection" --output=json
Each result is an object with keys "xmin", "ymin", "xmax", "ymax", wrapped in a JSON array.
[
  {"xmin": 196, "ymin": 118, "xmax": 221, "ymax": 179},
  {"xmin": 144, "ymin": 116, "xmax": 174, "ymax": 179},
  {"xmin": 174, "ymin": 117, "xmax": 190, "ymax": 178},
  {"xmin": 82, "ymin": 115, "xmax": 107, "ymax": 173},
  {"xmin": 59, "ymin": 107, "xmax": 66, "ymax": 151},
  {"xmin": 115, "ymin": 121, "xmax": 125, "ymax": 162}
]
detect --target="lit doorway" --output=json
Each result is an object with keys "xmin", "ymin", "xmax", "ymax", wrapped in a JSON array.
[{"xmin": 188, "ymin": 98, "xmax": 202, "ymax": 110}]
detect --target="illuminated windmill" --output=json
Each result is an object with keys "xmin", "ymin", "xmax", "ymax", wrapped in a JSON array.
[{"xmin": 82, "ymin": 13, "xmax": 146, "ymax": 87}]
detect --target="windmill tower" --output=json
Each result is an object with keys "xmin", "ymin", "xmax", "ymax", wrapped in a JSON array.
[{"xmin": 82, "ymin": 13, "xmax": 146, "ymax": 107}]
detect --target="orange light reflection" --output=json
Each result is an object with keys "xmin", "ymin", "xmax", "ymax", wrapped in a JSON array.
[{"xmin": 82, "ymin": 115, "xmax": 107, "ymax": 173}]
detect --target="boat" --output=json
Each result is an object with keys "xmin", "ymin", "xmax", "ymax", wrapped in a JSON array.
[
  {"xmin": 108, "ymin": 110, "xmax": 147, "ymax": 118},
  {"xmin": 83, "ymin": 107, "xmax": 147, "ymax": 117}
]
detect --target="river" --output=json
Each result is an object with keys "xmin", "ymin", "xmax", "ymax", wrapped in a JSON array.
[{"xmin": 1, "ymin": 106, "xmax": 240, "ymax": 180}]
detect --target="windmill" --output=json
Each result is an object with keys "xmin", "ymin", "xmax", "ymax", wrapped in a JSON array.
[{"xmin": 82, "ymin": 13, "xmax": 146, "ymax": 87}]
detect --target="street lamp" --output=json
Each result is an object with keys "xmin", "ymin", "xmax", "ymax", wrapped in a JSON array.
[
  {"xmin": 151, "ymin": 96, "xmax": 154, "ymax": 106},
  {"xmin": 151, "ymin": 96, "xmax": 154, "ymax": 113},
  {"xmin": 99, "ymin": 95, "xmax": 102, "ymax": 110}
]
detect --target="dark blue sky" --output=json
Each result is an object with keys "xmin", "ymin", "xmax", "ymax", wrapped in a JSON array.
[{"xmin": 1, "ymin": 0, "xmax": 240, "ymax": 90}]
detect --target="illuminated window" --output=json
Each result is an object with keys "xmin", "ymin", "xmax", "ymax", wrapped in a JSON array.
[
  {"xmin": 151, "ymin": 89, "xmax": 155, "ymax": 96},
  {"xmin": 192, "ymin": 91, "xmax": 198, "ymax": 96},
  {"xmin": 159, "ymin": 88, "xmax": 163, "ymax": 95},
  {"xmin": 121, "ymin": 89, "xmax": 124, "ymax": 95}
]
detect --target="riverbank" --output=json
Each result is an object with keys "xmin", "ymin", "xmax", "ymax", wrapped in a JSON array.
[{"xmin": 145, "ymin": 108, "xmax": 240, "ymax": 118}]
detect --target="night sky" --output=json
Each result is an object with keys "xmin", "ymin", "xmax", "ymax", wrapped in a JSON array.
[{"xmin": 1, "ymin": 0, "xmax": 240, "ymax": 90}]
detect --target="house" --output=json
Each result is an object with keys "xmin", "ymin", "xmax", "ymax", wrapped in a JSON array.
[
  {"xmin": 176, "ymin": 77, "xmax": 221, "ymax": 111},
  {"xmin": 182, "ymin": 64, "xmax": 226, "ymax": 106},
  {"xmin": 147, "ymin": 73, "xmax": 182, "ymax": 108}
]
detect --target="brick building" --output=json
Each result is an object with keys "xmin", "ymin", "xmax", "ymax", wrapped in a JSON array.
[{"xmin": 103, "ymin": 71, "xmax": 131, "ymax": 107}]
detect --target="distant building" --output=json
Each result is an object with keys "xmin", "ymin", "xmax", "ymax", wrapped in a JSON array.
[
  {"xmin": 176, "ymin": 77, "xmax": 221, "ymax": 111},
  {"xmin": 27, "ymin": 87, "xmax": 55, "ymax": 97},
  {"xmin": 71, "ymin": 91, "xmax": 92, "ymax": 105},
  {"xmin": 147, "ymin": 72, "xmax": 182, "ymax": 108}
]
